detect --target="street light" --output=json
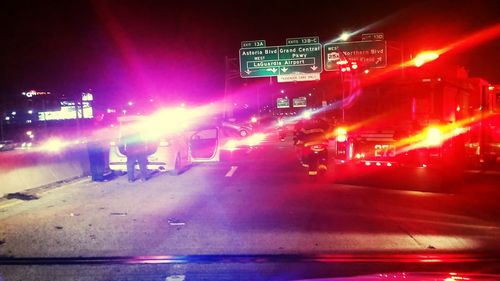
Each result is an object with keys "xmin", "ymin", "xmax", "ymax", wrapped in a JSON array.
[
  {"xmin": 340, "ymin": 32, "xmax": 351, "ymax": 41},
  {"xmin": 413, "ymin": 51, "xmax": 440, "ymax": 67}
]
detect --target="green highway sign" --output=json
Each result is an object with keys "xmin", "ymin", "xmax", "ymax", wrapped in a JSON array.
[
  {"xmin": 293, "ymin": 97, "xmax": 307, "ymax": 108},
  {"xmin": 286, "ymin": 36, "xmax": 319, "ymax": 45},
  {"xmin": 277, "ymin": 98, "xmax": 290, "ymax": 108},
  {"xmin": 323, "ymin": 40, "xmax": 387, "ymax": 71},
  {"xmin": 240, "ymin": 43, "xmax": 322, "ymax": 78},
  {"xmin": 241, "ymin": 40, "xmax": 266, "ymax": 48}
]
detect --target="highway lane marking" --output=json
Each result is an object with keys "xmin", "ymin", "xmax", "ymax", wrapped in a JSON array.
[
  {"xmin": 225, "ymin": 166, "xmax": 238, "ymax": 177},
  {"xmin": 0, "ymin": 200, "xmax": 23, "ymax": 210}
]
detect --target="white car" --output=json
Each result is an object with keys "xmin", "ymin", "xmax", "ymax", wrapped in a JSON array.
[{"xmin": 109, "ymin": 116, "xmax": 220, "ymax": 175}]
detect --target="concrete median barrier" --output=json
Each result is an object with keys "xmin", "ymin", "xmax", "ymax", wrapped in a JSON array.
[{"xmin": 0, "ymin": 146, "xmax": 90, "ymax": 197}]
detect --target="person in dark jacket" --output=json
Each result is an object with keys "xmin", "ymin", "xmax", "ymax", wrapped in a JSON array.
[
  {"xmin": 87, "ymin": 113, "xmax": 107, "ymax": 182},
  {"xmin": 119, "ymin": 131, "xmax": 150, "ymax": 183}
]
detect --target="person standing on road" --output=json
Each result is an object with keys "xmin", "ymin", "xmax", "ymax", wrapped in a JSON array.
[
  {"xmin": 87, "ymin": 113, "xmax": 107, "ymax": 182},
  {"xmin": 118, "ymin": 129, "xmax": 150, "ymax": 183}
]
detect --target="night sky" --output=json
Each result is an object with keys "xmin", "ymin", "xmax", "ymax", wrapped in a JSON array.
[{"xmin": 1, "ymin": 0, "xmax": 499, "ymax": 105}]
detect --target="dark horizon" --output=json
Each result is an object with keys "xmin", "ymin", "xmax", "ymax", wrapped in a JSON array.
[{"xmin": 1, "ymin": 0, "xmax": 499, "ymax": 105}]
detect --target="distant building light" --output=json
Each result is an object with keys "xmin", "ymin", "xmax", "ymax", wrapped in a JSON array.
[
  {"xmin": 351, "ymin": 64, "xmax": 358, "ymax": 70},
  {"xmin": 107, "ymin": 108, "xmax": 116, "ymax": 113},
  {"xmin": 27, "ymin": 110, "xmax": 33, "ymax": 114},
  {"xmin": 364, "ymin": 69, "xmax": 370, "ymax": 74},
  {"xmin": 4, "ymin": 117, "xmax": 10, "ymax": 121},
  {"xmin": 489, "ymin": 86, "xmax": 495, "ymax": 91},
  {"xmin": 82, "ymin": 92, "xmax": 94, "ymax": 101},
  {"xmin": 149, "ymin": 98, "xmax": 154, "ymax": 102},
  {"xmin": 26, "ymin": 120, "xmax": 32, "ymax": 124},
  {"xmin": 23, "ymin": 90, "xmax": 51, "ymax": 98},
  {"xmin": 26, "ymin": 131, "xmax": 33, "ymax": 136},
  {"xmin": 128, "ymin": 101, "xmax": 133, "ymax": 106},
  {"xmin": 280, "ymin": 89, "xmax": 285, "ymax": 94},
  {"xmin": 11, "ymin": 111, "xmax": 16, "ymax": 115},
  {"xmin": 122, "ymin": 109, "xmax": 127, "ymax": 115}
]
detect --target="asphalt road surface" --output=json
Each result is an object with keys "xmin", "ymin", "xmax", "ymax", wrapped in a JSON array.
[{"xmin": 0, "ymin": 136, "xmax": 499, "ymax": 261}]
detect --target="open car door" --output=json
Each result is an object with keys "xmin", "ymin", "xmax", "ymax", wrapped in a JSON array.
[{"xmin": 189, "ymin": 127, "xmax": 220, "ymax": 162}]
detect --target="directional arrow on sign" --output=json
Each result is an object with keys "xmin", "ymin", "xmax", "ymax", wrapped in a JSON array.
[
  {"xmin": 375, "ymin": 57, "xmax": 383, "ymax": 64},
  {"xmin": 245, "ymin": 69, "xmax": 252, "ymax": 75},
  {"xmin": 281, "ymin": 67, "xmax": 288, "ymax": 73},
  {"xmin": 310, "ymin": 66, "xmax": 318, "ymax": 71},
  {"xmin": 266, "ymin": 68, "xmax": 278, "ymax": 73}
]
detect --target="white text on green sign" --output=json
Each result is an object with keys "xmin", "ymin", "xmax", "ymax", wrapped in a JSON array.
[
  {"xmin": 240, "ymin": 43, "xmax": 322, "ymax": 78},
  {"xmin": 241, "ymin": 40, "xmax": 266, "ymax": 48},
  {"xmin": 323, "ymin": 40, "xmax": 387, "ymax": 71},
  {"xmin": 286, "ymin": 37, "xmax": 319, "ymax": 45}
]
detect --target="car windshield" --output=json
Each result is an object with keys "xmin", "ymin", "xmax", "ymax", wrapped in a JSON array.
[{"xmin": 0, "ymin": 1, "xmax": 499, "ymax": 280}]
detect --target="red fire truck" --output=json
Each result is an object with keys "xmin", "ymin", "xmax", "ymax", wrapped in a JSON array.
[{"xmin": 332, "ymin": 71, "xmax": 499, "ymax": 177}]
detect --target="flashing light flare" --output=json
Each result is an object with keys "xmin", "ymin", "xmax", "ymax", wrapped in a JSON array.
[
  {"xmin": 41, "ymin": 138, "xmax": 66, "ymax": 153},
  {"xmin": 159, "ymin": 140, "xmax": 170, "ymax": 147},
  {"xmin": 223, "ymin": 139, "xmax": 238, "ymax": 152},
  {"xmin": 246, "ymin": 133, "xmax": 266, "ymax": 146},
  {"xmin": 340, "ymin": 32, "xmax": 351, "ymax": 41},
  {"xmin": 425, "ymin": 127, "xmax": 444, "ymax": 146},
  {"xmin": 250, "ymin": 116, "xmax": 258, "ymax": 123},
  {"xmin": 277, "ymin": 119, "xmax": 284, "ymax": 127},
  {"xmin": 413, "ymin": 51, "xmax": 440, "ymax": 67},
  {"xmin": 302, "ymin": 110, "xmax": 312, "ymax": 119},
  {"xmin": 335, "ymin": 127, "xmax": 348, "ymax": 142}
]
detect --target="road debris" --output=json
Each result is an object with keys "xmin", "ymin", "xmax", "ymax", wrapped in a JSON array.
[
  {"xmin": 110, "ymin": 212, "xmax": 128, "ymax": 216},
  {"xmin": 5, "ymin": 193, "xmax": 39, "ymax": 201},
  {"xmin": 166, "ymin": 275, "xmax": 186, "ymax": 281},
  {"xmin": 69, "ymin": 213, "xmax": 80, "ymax": 217},
  {"xmin": 167, "ymin": 218, "xmax": 186, "ymax": 226},
  {"xmin": 0, "ymin": 239, "xmax": 5, "ymax": 245},
  {"xmin": 54, "ymin": 226, "xmax": 64, "ymax": 230}
]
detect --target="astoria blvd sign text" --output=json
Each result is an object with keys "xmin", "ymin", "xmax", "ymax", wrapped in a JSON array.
[{"xmin": 239, "ymin": 42, "xmax": 322, "ymax": 78}]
